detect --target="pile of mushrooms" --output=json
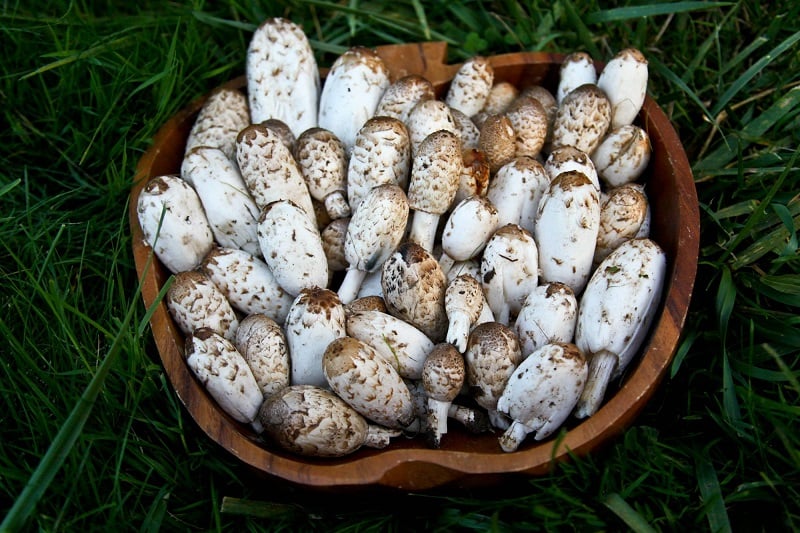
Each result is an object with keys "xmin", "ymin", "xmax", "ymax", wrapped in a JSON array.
[{"xmin": 137, "ymin": 18, "xmax": 667, "ymax": 457}]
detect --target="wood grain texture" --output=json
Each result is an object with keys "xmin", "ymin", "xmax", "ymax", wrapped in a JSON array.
[{"xmin": 128, "ymin": 42, "xmax": 700, "ymax": 490}]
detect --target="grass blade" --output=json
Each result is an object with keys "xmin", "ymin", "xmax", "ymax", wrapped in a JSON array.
[
  {"xmin": 601, "ymin": 493, "xmax": 657, "ymax": 533},
  {"xmin": 696, "ymin": 451, "xmax": 733, "ymax": 533},
  {"xmin": 710, "ymin": 29, "xmax": 800, "ymax": 116},
  {"xmin": 585, "ymin": 2, "xmax": 732, "ymax": 24}
]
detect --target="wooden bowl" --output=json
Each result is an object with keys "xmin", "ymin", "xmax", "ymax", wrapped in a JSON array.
[{"xmin": 129, "ymin": 42, "xmax": 699, "ymax": 490}]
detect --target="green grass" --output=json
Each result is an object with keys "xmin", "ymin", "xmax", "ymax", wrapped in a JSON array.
[{"xmin": 1, "ymin": 0, "xmax": 799, "ymax": 530}]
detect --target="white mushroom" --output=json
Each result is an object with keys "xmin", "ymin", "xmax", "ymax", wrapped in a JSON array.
[
  {"xmin": 375, "ymin": 74, "xmax": 436, "ymax": 123},
  {"xmin": 594, "ymin": 183, "xmax": 650, "ymax": 265},
  {"xmin": 346, "ymin": 116, "xmax": 411, "ymax": 213},
  {"xmin": 406, "ymin": 130, "xmax": 463, "ymax": 253},
  {"xmin": 497, "ymin": 342, "xmax": 588, "ymax": 451},
  {"xmin": 166, "ymin": 270, "xmax": 239, "ymax": 341},
  {"xmin": 487, "ymin": 156, "xmax": 550, "ymax": 232},
  {"xmin": 258, "ymin": 385, "xmax": 401, "ymax": 457},
  {"xmin": 504, "ymin": 96, "xmax": 548, "ymax": 159},
  {"xmin": 236, "ymin": 124, "xmax": 316, "ymax": 220},
  {"xmin": 234, "ymin": 313, "xmax": 290, "ymax": 401},
  {"xmin": 318, "ymin": 46, "xmax": 391, "ymax": 156},
  {"xmin": 404, "ymin": 379, "xmax": 490, "ymax": 435},
  {"xmin": 534, "ymin": 171, "xmax": 601, "ymax": 294},
  {"xmin": 293, "ymin": 127, "xmax": 350, "ymax": 220},
  {"xmin": 573, "ymin": 238, "xmax": 667, "ymax": 418},
  {"xmin": 519, "ymin": 85, "xmax": 558, "ymax": 135},
  {"xmin": 201, "ymin": 247, "xmax": 294, "ymax": 324},
  {"xmin": 257, "ymin": 199, "xmax": 329, "ymax": 296},
  {"xmin": 181, "ymin": 146, "xmax": 261, "ymax": 257},
  {"xmin": 597, "ymin": 48, "xmax": 648, "ymax": 129},
  {"xmin": 438, "ymin": 195, "xmax": 499, "ymax": 275},
  {"xmin": 381, "ymin": 242, "xmax": 449, "ymax": 342},
  {"xmin": 480, "ymin": 224, "xmax": 539, "ymax": 325},
  {"xmin": 592, "ymin": 124, "xmax": 652, "ymax": 188},
  {"xmin": 451, "ymin": 108, "xmax": 481, "ymax": 150},
  {"xmin": 337, "ymin": 183, "xmax": 409, "ymax": 304},
  {"xmin": 556, "ymin": 52, "xmax": 597, "ymax": 103},
  {"xmin": 422, "ymin": 343, "xmax": 466, "ymax": 447},
  {"xmin": 544, "ymin": 145, "xmax": 600, "ymax": 191},
  {"xmin": 551, "ymin": 83, "xmax": 612, "ymax": 156},
  {"xmin": 514, "ymin": 282, "xmax": 578, "ymax": 357},
  {"xmin": 464, "ymin": 321, "xmax": 523, "ymax": 429},
  {"xmin": 444, "ymin": 274, "xmax": 485, "ymax": 352},
  {"xmin": 246, "ymin": 17, "xmax": 320, "ymax": 136},
  {"xmin": 444, "ymin": 55, "xmax": 494, "ymax": 117},
  {"xmin": 136, "ymin": 175, "xmax": 214, "ymax": 274},
  {"xmin": 345, "ymin": 309, "xmax": 434, "ymax": 380},
  {"xmin": 323, "ymin": 336, "xmax": 415, "ymax": 429},
  {"xmin": 480, "ymin": 81, "xmax": 520, "ymax": 116},
  {"xmin": 185, "ymin": 328, "xmax": 263, "ymax": 424},
  {"xmin": 284, "ymin": 287, "xmax": 346, "ymax": 388},
  {"xmin": 405, "ymin": 99, "xmax": 459, "ymax": 154},
  {"xmin": 184, "ymin": 87, "xmax": 249, "ymax": 162}
]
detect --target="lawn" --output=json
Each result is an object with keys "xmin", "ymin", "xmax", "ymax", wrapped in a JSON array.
[{"xmin": 1, "ymin": 1, "xmax": 799, "ymax": 531}]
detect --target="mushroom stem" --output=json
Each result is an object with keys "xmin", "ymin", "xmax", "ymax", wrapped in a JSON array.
[
  {"xmin": 438, "ymin": 252, "xmax": 456, "ymax": 276},
  {"xmin": 573, "ymin": 349, "xmax": 618, "ymax": 419},
  {"xmin": 408, "ymin": 210, "xmax": 440, "ymax": 253},
  {"xmin": 498, "ymin": 419, "xmax": 532, "ymax": 452},
  {"xmin": 364, "ymin": 425, "xmax": 403, "ymax": 448},
  {"xmin": 426, "ymin": 398, "xmax": 451, "ymax": 448},
  {"xmin": 488, "ymin": 409, "xmax": 511, "ymax": 430},
  {"xmin": 338, "ymin": 268, "xmax": 368, "ymax": 304},
  {"xmin": 448, "ymin": 404, "xmax": 490, "ymax": 433}
]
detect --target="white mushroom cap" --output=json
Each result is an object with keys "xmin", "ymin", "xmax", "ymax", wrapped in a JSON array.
[
  {"xmin": 597, "ymin": 48, "xmax": 648, "ymax": 129},
  {"xmin": 246, "ymin": 17, "xmax": 320, "ymax": 136},
  {"xmin": 318, "ymin": 46, "xmax": 391, "ymax": 156},
  {"xmin": 181, "ymin": 146, "xmax": 261, "ymax": 257},
  {"xmin": 440, "ymin": 195, "xmax": 499, "ymax": 269},
  {"xmin": 375, "ymin": 74, "xmax": 436, "ymax": 123},
  {"xmin": 534, "ymin": 171, "xmax": 601, "ymax": 294},
  {"xmin": 320, "ymin": 217, "xmax": 350, "ymax": 273},
  {"xmin": 235, "ymin": 313, "xmax": 290, "ymax": 400},
  {"xmin": 185, "ymin": 328, "xmax": 263, "ymax": 424},
  {"xmin": 556, "ymin": 51, "xmax": 597, "ymax": 104},
  {"xmin": 487, "ymin": 156, "xmax": 549, "ymax": 231},
  {"xmin": 184, "ymin": 87, "xmax": 250, "ymax": 162},
  {"xmin": 497, "ymin": 342, "xmax": 588, "ymax": 451},
  {"xmin": 236, "ymin": 124, "xmax": 316, "ymax": 220},
  {"xmin": 136, "ymin": 175, "xmax": 214, "ymax": 274},
  {"xmin": 407, "ymin": 130, "xmax": 464, "ymax": 252},
  {"xmin": 519, "ymin": 85, "xmax": 557, "ymax": 133},
  {"xmin": 594, "ymin": 183, "xmax": 650, "ymax": 265},
  {"xmin": 544, "ymin": 145, "xmax": 600, "ymax": 190},
  {"xmin": 381, "ymin": 242, "xmax": 449, "ymax": 342},
  {"xmin": 261, "ymin": 118, "xmax": 297, "ymax": 153},
  {"xmin": 339, "ymin": 183, "xmax": 409, "ymax": 304},
  {"xmin": 514, "ymin": 282, "xmax": 578, "ymax": 357},
  {"xmin": 294, "ymin": 127, "xmax": 350, "ymax": 220},
  {"xmin": 451, "ymin": 108, "xmax": 481, "ymax": 150},
  {"xmin": 284, "ymin": 286, "xmax": 347, "ymax": 388},
  {"xmin": 323, "ymin": 336, "xmax": 415, "ymax": 429},
  {"xmin": 347, "ymin": 116, "xmax": 411, "ymax": 213},
  {"xmin": 201, "ymin": 247, "xmax": 294, "ymax": 324},
  {"xmin": 422, "ymin": 343, "xmax": 466, "ymax": 447},
  {"xmin": 444, "ymin": 273, "xmax": 485, "ymax": 352},
  {"xmin": 406, "ymin": 99, "xmax": 459, "ymax": 154},
  {"xmin": 258, "ymin": 385, "xmax": 399, "ymax": 457},
  {"xmin": 346, "ymin": 309, "xmax": 434, "ymax": 380},
  {"xmin": 481, "ymin": 81, "xmax": 520, "ymax": 116},
  {"xmin": 257, "ymin": 199, "xmax": 329, "ymax": 297},
  {"xmin": 445, "ymin": 55, "xmax": 494, "ymax": 117},
  {"xmin": 592, "ymin": 124, "xmax": 652, "ymax": 188},
  {"xmin": 480, "ymin": 224, "xmax": 539, "ymax": 325},
  {"xmin": 464, "ymin": 321, "xmax": 523, "ymax": 427},
  {"xmin": 505, "ymin": 96, "xmax": 548, "ymax": 159},
  {"xmin": 551, "ymin": 83, "xmax": 612, "ymax": 156},
  {"xmin": 166, "ymin": 270, "xmax": 239, "ymax": 341}
]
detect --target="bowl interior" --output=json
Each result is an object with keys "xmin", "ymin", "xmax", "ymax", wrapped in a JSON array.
[{"xmin": 129, "ymin": 41, "xmax": 699, "ymax": 490}]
